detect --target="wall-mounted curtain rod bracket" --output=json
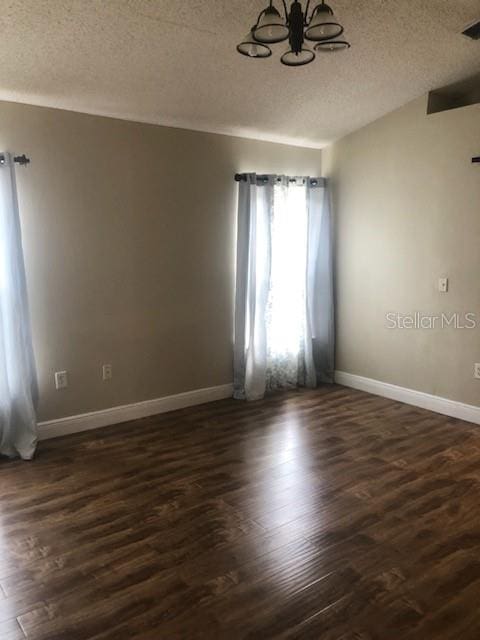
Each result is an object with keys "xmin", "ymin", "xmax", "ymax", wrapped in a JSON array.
[
  {"xmin": 0, "ymin": 154, "xmax": 31, "ymax": 166},
  {"xmin": 14, "ymin": 154, "xmax": 30, "ymax": 166}
]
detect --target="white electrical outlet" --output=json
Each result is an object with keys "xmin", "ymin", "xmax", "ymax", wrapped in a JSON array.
[
  {"xmin": 102, "ymin": 364, "xmax": 112, "ymax": 381},
  {"xmin": 55, "ymin": 370, "xmax": 68, "ymax": 390},
  {"xmin": 475, "ymin": 364, "xmax": 480, "ymax": 380},
  {"xmin": 438, "ymin": 277, "xmax": 448, "ymax": 293}
]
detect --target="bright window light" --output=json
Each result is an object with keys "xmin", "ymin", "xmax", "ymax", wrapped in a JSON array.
[{"xmin": 266, "ymin": 183, "xmax": 308, "ymax": 361}]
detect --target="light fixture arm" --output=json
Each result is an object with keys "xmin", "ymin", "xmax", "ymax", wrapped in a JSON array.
[{"xmin": 304, "ymin": 0, "xmax": 311, "ymax": 24}]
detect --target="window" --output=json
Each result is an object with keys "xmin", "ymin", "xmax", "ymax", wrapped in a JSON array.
[{"xmin": 266, "ymin": 182, "xmax": 309, "ymax": 389}]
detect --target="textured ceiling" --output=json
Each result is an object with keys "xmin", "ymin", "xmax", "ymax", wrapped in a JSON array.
[{"xmin": 0, "ymin": 0, "xmax": 479, "ymax": 147}]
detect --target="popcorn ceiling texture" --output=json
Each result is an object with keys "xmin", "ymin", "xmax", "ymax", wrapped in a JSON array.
[{"xmin": 0, "ymin": 0, "xmax": 479, "ymax": 147}]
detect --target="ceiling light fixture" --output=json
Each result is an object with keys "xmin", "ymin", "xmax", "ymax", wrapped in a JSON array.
[{"xmin": 237, "ymin": 0, "xmax": 350, "ymax": 66}]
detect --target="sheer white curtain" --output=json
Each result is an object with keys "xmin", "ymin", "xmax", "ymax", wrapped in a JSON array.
[
  {"xmin": 234, "ymin": 174, "xmax": 334, "ymax": 401},
  {"xmin": 0, "ymin": 153, "xmax": 38, "ymax": 459},
  {"xmin": 266, "ymin": 179, "xmax": 308, "ymax": 390}
]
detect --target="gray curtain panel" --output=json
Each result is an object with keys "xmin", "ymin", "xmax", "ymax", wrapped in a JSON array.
[
  {"xmin": 0, "ymin": 152, "xmax": 38, "ymax": 459},
  {"xmin": 306, "ymin": 180, "xmax": 335, "ymax": 385},
  {"xmin": 233, "ymin": 174, "xmax": 273, "ymax": 400},
  {"xmin": 233, "ymin": 174, "xmax": 334, "ymax": 401}
]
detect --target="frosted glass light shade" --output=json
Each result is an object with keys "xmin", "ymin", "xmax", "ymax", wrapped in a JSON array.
[
  {"xmin": 314, "ymin": 37, "xmax": 350, "ymax": 51},
  {"xmin": 253, "ymin": 6, "xmax": 289, "ymax": 43},
  {"xmin": 237, "ymin": 32, "xmax": 272, "ymax": 58},
  {"xmin": 305, "ymin": 5, "xmax": 343, "ymax": 41},
  {"xmin": 280, "ymin": 48, "xmax": 315, "ymax": 66}
]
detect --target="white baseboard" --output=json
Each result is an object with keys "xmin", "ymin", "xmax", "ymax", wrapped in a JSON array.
[
  {"xmin": 335, "ymin": 371, "xmax": 480, "ymax": 425},
  {"xmin": 38, "ymin": 383, "xmax": 234, "ymax": 441}
]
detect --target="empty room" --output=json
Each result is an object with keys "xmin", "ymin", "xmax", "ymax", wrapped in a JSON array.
[{"xmin": 0, "ymin": 1, "xmax": 479, "ymax": 638}]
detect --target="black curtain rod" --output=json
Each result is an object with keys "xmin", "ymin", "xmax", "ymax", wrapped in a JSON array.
[
  {"xmin": 235, "ymin": 173, "xmax": 320, "ymax": 185},
  {"xmin": 0, "ymin": 154, "xmax": 31, "ymax": 166}
]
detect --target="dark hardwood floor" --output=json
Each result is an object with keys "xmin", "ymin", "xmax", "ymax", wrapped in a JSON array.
[{"xmin": 1, "ymin": 385, "xmax": 480, "ymax": 639}]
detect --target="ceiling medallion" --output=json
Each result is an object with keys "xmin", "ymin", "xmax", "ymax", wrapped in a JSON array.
[{"xmin": 237, "ymin": 0, "xmax": 350, "ymax": 66}]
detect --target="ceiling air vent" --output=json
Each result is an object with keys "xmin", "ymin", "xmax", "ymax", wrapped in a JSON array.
[{"xmin": 462, "ymin": 20, "xmax": 480, "ymax": 40}]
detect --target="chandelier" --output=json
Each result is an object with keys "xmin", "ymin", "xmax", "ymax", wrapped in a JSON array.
[{"xmin": 237, "ymin": 0, "xmax": 350, "ymax": 66}]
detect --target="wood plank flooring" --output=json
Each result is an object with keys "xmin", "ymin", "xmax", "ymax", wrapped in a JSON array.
[{"xmin": 1, "ymin": 384, "xmax": 480, "ymax": 639}]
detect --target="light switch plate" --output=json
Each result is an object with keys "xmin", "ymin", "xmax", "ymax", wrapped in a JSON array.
[
  {"xmin": 102, "ymin": 364, "xmax": 112, "ymax": 381},
  {"xmin": 55, "ymin": 371, "xmax": 68, "ymax": 389},
  {"xmin": 438, "ymin": 277, "xmax": 448, "ymax": 293}
]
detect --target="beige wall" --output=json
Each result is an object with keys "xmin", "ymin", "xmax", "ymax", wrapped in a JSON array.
[
  {"xmin": 324, "ymin": 96, "xmax": 480, "ymax": 406},
  {"xmin": 0, "ymin": 100, "xmax": 322, "ymax": 421}
]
